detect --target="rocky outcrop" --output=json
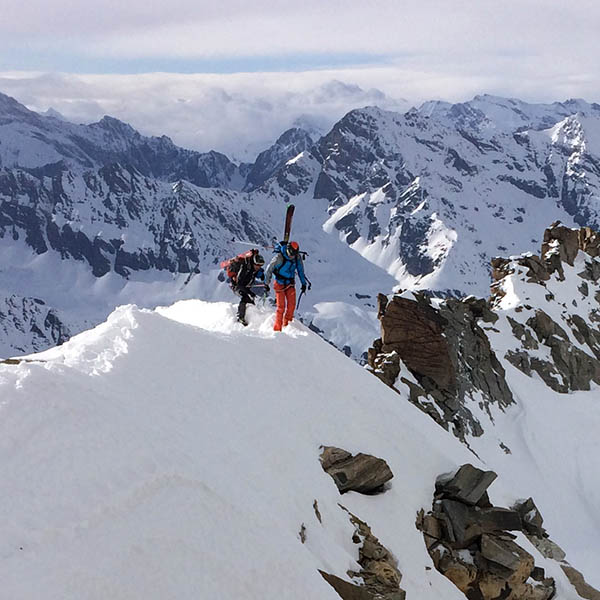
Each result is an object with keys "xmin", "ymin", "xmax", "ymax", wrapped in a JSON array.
[
  {"xmin": 367, "ymin": 292, "xmax": 513, "ymax": 440},
  {"xmin": 321, "ymin": 507, "xmax": 405, "ymax": 600},
  {"xmin": 493, "ymin": 223, "xmax": 600, "ymax": 392},
  {"xmin": 417, "ymin": 464, "xmax": 556, "ymax": 600},
  {"xmin": 320, "ymin": 446, "xmax": 393, "ymax": 494},
  {"xmin": 368, "ymin": 223, "xmax": 600, "ymax": 441}
]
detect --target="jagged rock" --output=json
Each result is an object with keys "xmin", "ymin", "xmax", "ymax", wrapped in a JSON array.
[
  {"xmin": 319, "ymin": 571, "xmax": 375, "ymax": 600},
  {"xmin": 527, "ymin": 310, "xmax": 569, "ymax": 343},
  {"xmin": 542, "ymin": 223, "xmax": 580, "ymax": 266},
  {"xmin": 507, "ymin": 317, "xmax": 539, "ymax": 349},
  {"xmin": 437, "ymin": 464, "xmax": 498, "ymax": 506},
  {"xmin": 578, "ymin": 227, "xmax": 600, "ymax": 257},
  {"xmin": 420, "ymin": 466, "xmax": 555, "ymax": 600},
  {"xmin": 513, "ymin": 498, "xmax": 546, "ymax": 538},
  {"xmin": 368, "ymin": 295, "xmax": 513, "ymax": 441},
  {"xmin": 561, "ymin": 565, "xmax": 600, "ymax": 600},
  {"xmin": 440, "ymin": 499, "xmax": 480, "ymax": 547},
  {"xmin": 475, "ymin": 508, "xmax": 522, "ymax": 533},
  {"xmin": 439, "ymin": 501, "xmax": 522, "ymax": 549},
  {"xmin": 320, "ymin": 446, "xmax": 393, "ymax": 494},
  {"xmin": 436, "ymin": 551, "xmax": 478, "ymax": 594},
  {"xmin": 377, "ymin": 295, "xmax": 455, "ymax": 390},
  {"xmin": 579, "ymin": 259, "xmax": 600, "ymax": 282},
  {"xmin": 321, "ymin": 508, "xmax": 406, "ymax": 600}
]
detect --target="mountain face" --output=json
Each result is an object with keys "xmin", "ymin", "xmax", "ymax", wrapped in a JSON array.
[
  {"xmin": 0, "ymin": 294, "xmax": 71, "ymax": 354},
  {"xmin": 2, "ymin": 91, "xmax": 600, "ymax": 359},
  {"xmin": 315, "ymin": 100, "xmax": 600, "ymax": 293},
  {"xmin": 0, "ymin": 94, "xmax": 244, "ymax": 189}
]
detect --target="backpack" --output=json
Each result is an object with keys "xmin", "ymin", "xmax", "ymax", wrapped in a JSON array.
[
  {"xmin": 271, "ymin": 242, "xmax": 299, "ymax": 285},
  {"xmin": 220, "ymin": 250, "xmax": 256, "ymax": 281}
]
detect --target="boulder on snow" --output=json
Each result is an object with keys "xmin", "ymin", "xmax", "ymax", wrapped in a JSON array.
[
  {"xmin": 436, "ymin": 464, "xmax": 498, "ymax": 506},
  {"xmin": 419, "ymin": 465, "xmax": 555, "ymax": 600},
  {"xmin": 320, "ymin": 446, "xmax": 393, "ymax": 494}
]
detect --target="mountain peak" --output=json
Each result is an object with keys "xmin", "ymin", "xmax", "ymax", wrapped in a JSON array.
[
  {"xmin": 96, "ymin": 115, "xmax": 138, "ymax": 137},
  {"xmin": 0, "ymin": 91, "xmax": 37, "ymax": 119}
]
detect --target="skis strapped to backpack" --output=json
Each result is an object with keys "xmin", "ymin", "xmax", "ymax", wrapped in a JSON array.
[{"xmin": 283, "ymin": 204, "xmax": 294, "ymax": 243}]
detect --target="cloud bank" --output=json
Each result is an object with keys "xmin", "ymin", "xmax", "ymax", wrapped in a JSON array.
[{"xmin": 0, "ymin": 70, "xmax": 412, "ymax": 160}]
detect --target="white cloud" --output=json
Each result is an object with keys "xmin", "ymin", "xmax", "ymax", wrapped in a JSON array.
[
  {"xmin": 0, "ymin": 70, "xmax": 410, "ymax": 160},
  {"xmin": 2, "ymin": 59, "xmax": 599, "ymax": 163}
]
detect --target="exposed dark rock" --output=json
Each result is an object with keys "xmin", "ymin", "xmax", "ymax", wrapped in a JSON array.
[
  {"xmin": 480, "ymin": 534, "xmax": 530, "ymax": 572},
  {"xmin": 320, "ymin": 446, "xmax": 353, "ymax": 471},
  {"xmin": 319, "ymin": 446, "xmax": 393, "ymax": 494},
  {"xmin": 319, "ymin": 572, "xmax": 375, "ymax": 600},
  {"xmin": 418, "ymin": 465, "xmax": 555, "ymax": 600},
  {"xmin": 368, "ymin": 293, "xmax": 513, "ymax": 440},
  {"xmin": 377, "ymin": 295, "xmax": 455, "ymax": 390},
  {"xmin": 436, "ymin": 464, "xmax": 498, "ymax": 506},
  {"xmin": 513, "ymin": 498, "xmax": 546, "ymax": 538},
  {"xmin": 561, "ymin": 565, "xmax": 600, "ymax": 600},
  {"xmin": 542, "ymin": 223, "xmax": 580, "ymax": 266},
  {"xmin": 320, "ymin": 508, "xmax": 406, "ymax": 600}
]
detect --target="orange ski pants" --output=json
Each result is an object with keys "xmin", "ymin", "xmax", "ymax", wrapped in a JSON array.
[{"xmin": 273, "ymin": 282, "xmax": 296, "ymax": 331}]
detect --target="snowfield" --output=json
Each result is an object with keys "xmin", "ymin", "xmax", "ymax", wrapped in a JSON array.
[{"xmin": 0, "ymin": 300, "xmax": 597, "ymax": 598}]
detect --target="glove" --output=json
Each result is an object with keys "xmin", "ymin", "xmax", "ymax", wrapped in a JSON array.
[
  {"xmin": 263, "ymin": 285, "xmax": 270, "ymax": 295},
  {"xmin": 301, "ymin": 284, "xmax": 307, "ymax": 293}
]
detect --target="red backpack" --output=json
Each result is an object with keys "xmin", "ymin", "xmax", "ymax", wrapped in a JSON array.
[{"xmin": 220, "ymin": 250, "xmax": 255, "ymax": 280}]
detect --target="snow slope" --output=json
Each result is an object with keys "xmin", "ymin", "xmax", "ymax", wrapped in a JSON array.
[{"xmin": 0, "ymin": 300, "xmax": 595, "ymax": 598}]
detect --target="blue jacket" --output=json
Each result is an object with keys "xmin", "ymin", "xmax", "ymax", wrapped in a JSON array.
[{"xmin": 265, "ymin": 245, "xmax": 307, "ymax": 286}]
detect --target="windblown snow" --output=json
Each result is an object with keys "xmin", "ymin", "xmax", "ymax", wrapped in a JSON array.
[{"xmin": 0, "ymin": 300, "xmax": 597, "ymax": 598}]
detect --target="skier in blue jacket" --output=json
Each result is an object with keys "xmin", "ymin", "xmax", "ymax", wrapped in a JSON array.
[{"xmin": 265, "ymin": 241, "xmax": 307, "ymax": 331}]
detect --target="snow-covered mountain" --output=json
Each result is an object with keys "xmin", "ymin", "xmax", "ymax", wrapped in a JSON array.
[
  {"xmin": 1, "ymin": 226, "xmax": 599, "ymax": 597},
  {"xmin": 310, "ymin": 98, "xmax": 600, "ymax": 293},
  {"xmin": 2, "ymin": 91, "xmax": 600, "ymax": 360}
]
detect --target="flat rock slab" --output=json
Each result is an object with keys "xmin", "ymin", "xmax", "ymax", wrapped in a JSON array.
[
  {"xmin": 480, "ymin": 534, "xmax": 532, "ymax": 574},
  {"xmin": 437, "ymin": 464, "xmax": 497, "ymax": 505}
]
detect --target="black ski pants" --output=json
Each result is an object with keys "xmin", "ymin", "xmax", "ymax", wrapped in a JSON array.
[{"xmin": 233, "ymin": 285, "xmax": 255, "ymax": 319}]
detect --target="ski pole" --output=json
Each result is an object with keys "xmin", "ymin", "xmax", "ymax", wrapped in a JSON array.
[{"xmin": 296, "ymin": 277, "xmax": 312, "ymax": 310}]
